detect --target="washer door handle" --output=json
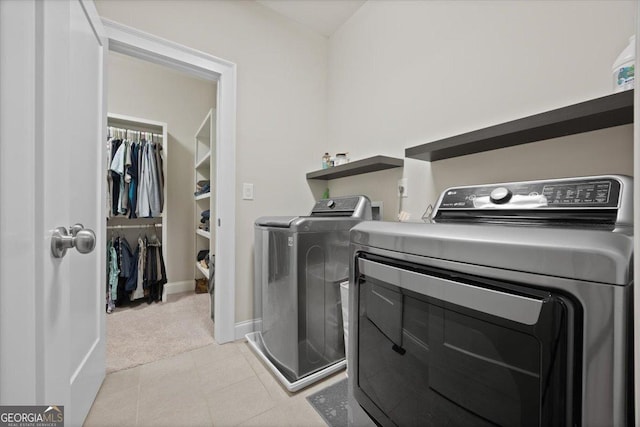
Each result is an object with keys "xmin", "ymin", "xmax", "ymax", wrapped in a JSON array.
[{"xmin": 51, "ymin": 225, "xmax": 96, "ymax": 258}]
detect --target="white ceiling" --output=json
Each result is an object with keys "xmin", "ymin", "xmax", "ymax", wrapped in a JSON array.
[{"xmin": 257, "ymin": 0, "xmax": 366, "ymax": 37}]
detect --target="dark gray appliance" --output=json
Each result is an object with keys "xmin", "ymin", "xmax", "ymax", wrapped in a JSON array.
[
  {"xmin": 349, "ymin": 175, "xmax": 633, "ymax": 426},
  {"xmin": 249, "ymin": 195, "xmax": 372, "ymax": 391}
]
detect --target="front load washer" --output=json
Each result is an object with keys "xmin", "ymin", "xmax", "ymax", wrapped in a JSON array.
[
  {"xmin": 349, "ymin": 175, "xmax": 633, "ymax": 426},
  {"xmin": 247, "ymin": 195, "xmax": 372, "ymax": 391}
]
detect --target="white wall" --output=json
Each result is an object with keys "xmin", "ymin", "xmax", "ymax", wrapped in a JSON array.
[
  {"xmin": 96, "ymin": 0, "xmax": 328, "ymax": 323},
  {"xmin": 107, "ymin": 51, "xmax": 216, "ymax": 284},
  {"xmin": 98, "ymin": 0, "xmax": 636, "ymax": 325},
  {"xmin": 327, "ymin": 1, "xmax": 636, "ymax": 218}
]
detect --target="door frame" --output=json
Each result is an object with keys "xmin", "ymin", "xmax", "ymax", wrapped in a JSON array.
[{"xmin": 102, "ymin": 19, "xmax": 237, "ymax": 344}]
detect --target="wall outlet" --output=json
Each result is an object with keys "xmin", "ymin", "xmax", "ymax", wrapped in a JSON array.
[
  {"xmin": 398, "ymin": 178, "xmax": 408, "ymax": 198},
  {"xmin": 243, "ymin": 183, "xmax": 254, "ymax": 200}
]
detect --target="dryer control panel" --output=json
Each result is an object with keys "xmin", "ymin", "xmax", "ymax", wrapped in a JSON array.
[
  {"xmin": 432, "ymin": 175, "xmax": 632, "ymax": 228},
  {"xmin": 438, "ymin": 177, "xmax": 621, "ymax": 209}
]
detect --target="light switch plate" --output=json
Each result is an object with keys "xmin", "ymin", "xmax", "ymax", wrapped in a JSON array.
[{"xmin": 243, "ymin": 183, "xmax": 254, "ymax": 200}]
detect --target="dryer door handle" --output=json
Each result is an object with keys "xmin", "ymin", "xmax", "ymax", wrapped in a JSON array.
[{"xmin": 358, "ymin": 258, "xmax": 543, "ymax": 325}]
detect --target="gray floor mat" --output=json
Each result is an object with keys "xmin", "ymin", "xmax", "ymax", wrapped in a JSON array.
[{"xmin": 306, "ymin": 378, "xmax": 349, "ymax": 427}]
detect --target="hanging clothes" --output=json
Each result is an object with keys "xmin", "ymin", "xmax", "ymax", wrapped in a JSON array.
[
  {"xmin": 132, "ymin": 141, "xmax": 165, "ymax": 218},
  {"xmin": 132, "ymin": 236, "xmax": 146, "ymax": 300},
  {"xmin": 137, "ymin": 142, "xmax": 151, "ymax": 217},
  {"xmin": 105, "ymin": 231, "xmax": 167, "ymax": 311},
  {"xmin": 109, "ymin": 138, "xmax": 123, "ymax": 216},
  {"xmin": 106, "ymin": 138, "xmax": 114, "ymax": 218},
  {"xmin": 106, "ymin": 239, "xmax": 119, "ymax": 314},
  {"xmin": 114, "ymin": 236, "xmax": 134, "ymax": 306},
  {"xmin": 113, "ymin": 140, "xmax": 130, "ymax": 215},
  {"xmin": 128, "ymin": 143, "xmax": 140, "ymax": 219},
  {"xmin": 106, "ymin": 130, "xmax": 164, "ymax": 218},
  {"xmin": 147, "ymin": 143, "xmax": 160, "ymax": 217},
  {"xmin": 122, "ymin": 142, "xmax": 132, "ymax": 215},
  {"xmin": 105, "ymin": 124, "xmax": 166, "ymax": 313},
  {"xmin": 154, "ymin": 143, "xmax": 165, "ymax": 209},
  {"xmin": 143, "ymin": 235, "xmax": 167, "ymax": 303},
  {"xmin": 118, "ymin": 237, "xmax": 136, "ymax": 283}
]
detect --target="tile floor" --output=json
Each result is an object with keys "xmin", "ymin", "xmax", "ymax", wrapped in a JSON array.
[{"xmin": 84, "ymin": 339, "xmax": 345, "ymax": 426}]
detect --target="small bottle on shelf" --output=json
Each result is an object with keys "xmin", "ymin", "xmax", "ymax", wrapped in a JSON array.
[
  {"xmin": 613, "ymin": 35, "xmax": 635, "ymax": 92},
  {"xmin": 322, "ymin": 152, "xmax": 331, "ymax": 169}
]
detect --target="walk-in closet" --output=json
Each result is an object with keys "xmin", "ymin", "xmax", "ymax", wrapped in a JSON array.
[
  {"xmin": 105, "ymin": 50, "xmax": 217, "ymax": 373},
  {"xmin": 107, "ymin": 114, "xmax": 167, "ymax": 309}
]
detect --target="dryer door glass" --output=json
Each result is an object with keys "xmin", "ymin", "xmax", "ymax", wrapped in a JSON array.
[{"xmin": 354, "ymin": 255, "xmax": 576, "ymax": 427}]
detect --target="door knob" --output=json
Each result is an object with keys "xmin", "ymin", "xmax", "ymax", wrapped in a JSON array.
[
  {"xmin": 51, "ymin": 225, "xmax": 96, "ymax": 258},
  {"xmin": 70, "ymin": 223, "xmax": 85, "ymax": 237},
  {"xmin": 74, "ymin": 229, "xmax": 96, "ymax": 254}
]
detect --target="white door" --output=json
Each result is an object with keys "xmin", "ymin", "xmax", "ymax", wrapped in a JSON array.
[{"xmin": 0, "ymin": 0, "xmax": 106, "ymax": 425}]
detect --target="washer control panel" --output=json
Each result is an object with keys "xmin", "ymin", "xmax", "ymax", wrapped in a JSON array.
[
  {"xmin": 437, "ymin": 177, "xmax": 621, "ymax": 210},
  {"xmin": 311, "ymin": 196, "xmax": 363, "ymax": 215},
  {"xmin": 489, "ymin": 187, "xmax": 513, "ymax": 205}
]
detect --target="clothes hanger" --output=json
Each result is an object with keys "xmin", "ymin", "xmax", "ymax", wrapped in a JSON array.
[{"xmin": 145, "ymin": 225, "xmax": 159, "ymax": 246}]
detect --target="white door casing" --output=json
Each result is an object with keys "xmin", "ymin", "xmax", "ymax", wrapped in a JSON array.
[
  {"xmin": 0, "ymin": 0, "xmax": 106, "ymax": 425},
  {"xmin": 102, "ymin": 19, "xmax": 237, "ymax": 344}
]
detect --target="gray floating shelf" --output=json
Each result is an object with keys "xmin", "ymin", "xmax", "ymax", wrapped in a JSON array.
[
  {"xmin": 306, "ymin": 155, "xmax": 404, "ymax": 180},
  {"xmin": 405, "ymin": 90, "xmax": 633, "ymax": 162}
]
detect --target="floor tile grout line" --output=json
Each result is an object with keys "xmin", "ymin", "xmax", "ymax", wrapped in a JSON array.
[
  {"xmin": 202, "ymin": 375, "xmax": 264, "ymax": 427},
  {"xmin": 99, "ymin": 312, "xmax": 345, "ymax": 427},
  {"xmin": 189, "ymin": 347, "xmax": 259, "ymax": 400},
  {"xmin": 225, "ymin": 375, "xmax": 279, "ymax": 427},
  {"xmin": 239, "ymin": 349, "xmax": 291, "ymax": 401},
  {"xmin": 191, "ymin": 359, "xmax": 216, "ymax": 427},
  {"xmin": 92, "ymin": 341, "xmax": 335, "ymax": 427}
]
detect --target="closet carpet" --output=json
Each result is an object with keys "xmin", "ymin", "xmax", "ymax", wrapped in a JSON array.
[{"xmin": 107, "ymin": 291, "xmax": 213, "ymax": 373}]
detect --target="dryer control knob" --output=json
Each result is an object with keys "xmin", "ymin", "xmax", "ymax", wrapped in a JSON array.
[
  {"xmin": 490, "ymin": 187, "xmax": 512, "ymax": 204},
  {"xmin": 327, "ymin": 200, "xmax": 336, "ymax": 209}
]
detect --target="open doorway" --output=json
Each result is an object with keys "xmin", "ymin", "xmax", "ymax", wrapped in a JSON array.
[
  {"xmin": 105, "ymin": 50, "xmax": 217, "ymax": 372},
  {"xmin": 102, "ymin": 20, "xmax": 237, "ymax": 355}
]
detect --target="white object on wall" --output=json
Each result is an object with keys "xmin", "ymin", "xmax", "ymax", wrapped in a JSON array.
[{"xmin": 243, "ymin": 183, "xmax": 255, "ymax": 200}]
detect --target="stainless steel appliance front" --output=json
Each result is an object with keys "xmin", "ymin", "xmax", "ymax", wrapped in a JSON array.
[
  {"xmin": 250, "ymin": 195, "xmax": 372, "ymax": 391},
  {"xmin": 349, "ymin": 175, "xmax": 633, "ymax": 426}
]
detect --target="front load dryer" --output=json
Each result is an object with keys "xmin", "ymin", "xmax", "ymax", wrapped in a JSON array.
[{"xmin": 349, "ymin": 175, "xmax": 633, "ymax": 426}]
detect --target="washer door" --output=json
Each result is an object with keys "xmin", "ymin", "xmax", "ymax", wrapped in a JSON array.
[{"xmin": 354, "ymin": 256, "xmax": 576, "ymax": 427}]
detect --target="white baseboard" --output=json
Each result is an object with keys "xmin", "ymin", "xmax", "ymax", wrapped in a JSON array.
[
  {"xmin": 162, "ymin": 280, "xmax": 193, "ymax": 302},
  {"xmin": 235, "ymin": 318, "xmax": 260, "ymax": 340}
]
